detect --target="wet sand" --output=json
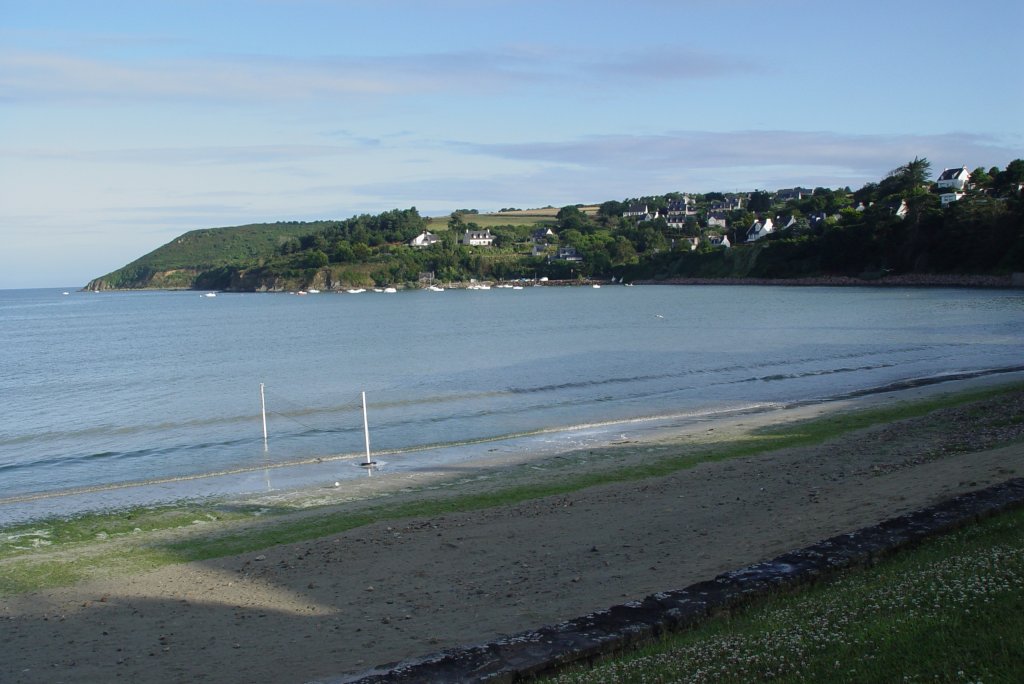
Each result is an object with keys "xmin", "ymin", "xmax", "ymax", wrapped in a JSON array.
[{"xmin": 2, "ymin": 375, "xmax": 1023, "ymax": 683}]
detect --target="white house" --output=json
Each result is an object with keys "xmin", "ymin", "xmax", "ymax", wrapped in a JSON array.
[
  {"xmin": 707, "ymin": 234, "xmax": 731, "ymax": 249},
  {"xmin": 709, "ymin": 196, "xmax": 745, "ymax": 211},
  {"xmin": 552, "ymin": 246, "xmax": 583, "ymax": 262},
  {"xmin": 746, "ymin": 217, "xmax": 774, "ymax": 242},
  {"xmin": 665, "ymin": 197, "xmax": 697, "ymax": 228},
  {"xmin": 775, "ymin": 187, "xmax": 811, "ymax": 203},
  {"xmin": 532, "ymin": 227, "xmax": 555, "ymax": 243},
  {"xmin": 462, "ymin": 229, "xmax": 494, "ymax": 247},
  {"xmin": 937, "ymin": 166, "xmax": 971, "ymax": 191},
  {"xmin": 409, "ymin": 231, "xmax": 440, "ymax": 248},
  {"xmin": 624, "ymin": 203, "xmax": 654, "ymax": 221},
  {"xmin": 941, "ymin": 192, "xmax": 966, "ymax": 206},
  {"xmin": 707, "ymin": 212, "xmax": 728, "ymax": 229}
]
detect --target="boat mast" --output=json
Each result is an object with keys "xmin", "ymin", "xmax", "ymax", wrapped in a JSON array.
[
  {"xmin": 260, "ymin": 382, "xmax": 268, "ymax": 450},
  {"xmin": 361, "ymin": 391, "xmax": 373, "ymax": 465}
]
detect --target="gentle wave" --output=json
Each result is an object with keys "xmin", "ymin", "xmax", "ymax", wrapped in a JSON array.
[
  {"xmin": 0, "ymin": 401, "xmax": 783, "ymax": 507},
  {"xmin": 0, "ymin": 349, "xmax": 961, "ymax": 479},
  {"xmin": 817, "ymin": 365, "xmax": 1024, "ymax": 402},
  {"xmin": 741, "ymin": 362, "xmax": 898, "ymax": 384}
]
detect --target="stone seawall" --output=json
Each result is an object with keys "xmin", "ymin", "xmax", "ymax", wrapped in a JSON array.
[{"xmin": 327, "ymin": 478, "xmax": 1024, "ymax": 684}]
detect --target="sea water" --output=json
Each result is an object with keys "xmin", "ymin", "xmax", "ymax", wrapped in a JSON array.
[{"xmin": 1, "ymin": 285, "xmax": 1022, "ymax": 523}]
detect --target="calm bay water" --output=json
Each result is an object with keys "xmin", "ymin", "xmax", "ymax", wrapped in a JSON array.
[{"xmin": 1, "ymin": 285, "xmax": 1023, "ymax": 524}]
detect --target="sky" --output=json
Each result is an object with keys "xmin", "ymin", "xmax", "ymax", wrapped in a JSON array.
[{"xmin": 2, "ymin": 0, "xmax": 1022, "ymax": 289}]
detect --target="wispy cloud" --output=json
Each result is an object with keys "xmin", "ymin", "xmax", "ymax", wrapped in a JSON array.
[
  {"xmin": 351, "ymin": 130, "xmax": 1024, "ymax": 207},
  {"xmin": 2, "ymin": 143, "xmax": 361, "ymax": 165},
  {"xmin": 0, "ymin": 43, "xmax": 751, "ymax": 105},
  {"xmin": 0, "ymin": 51, "xmax": 400, "ymax": 103},
  {"xmin": 460, "ymin": 130, "xmax": 1023, "ymax": 176},
  {"xmin": 590, "ymin": 47, "xmax": 755, "ymax": 81},
  {"xmin": 352, "ymin": 167, "xmax": 613, "ymax": 210}
]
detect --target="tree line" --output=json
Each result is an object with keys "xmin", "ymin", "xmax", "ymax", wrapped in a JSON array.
[{"xmin": 176, "ymin": 158, "xmax": 1024, "ymax": 289}]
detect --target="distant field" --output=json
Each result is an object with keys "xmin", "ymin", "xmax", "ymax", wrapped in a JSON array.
[
  {"xmin": 426, "ymin": 214, "xmax": 552, "ymax": 229},
  {"xmin": 494, "ymin": 205, "xmax": 600, "ymax": 217},
  {"xmin": 426, "ymin": 205, "xmax": 598, "ymax": 229}
]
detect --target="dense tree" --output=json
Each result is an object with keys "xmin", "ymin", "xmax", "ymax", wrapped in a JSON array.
[
  {"xmin": 352, "ymin": 243, "xmax": 370, "ymax": 261},
  {"xmin": 878, "ymin": 157, "xmax": 932, "ymax": 197},
  {"xmin": 681, "ymin": 216, "xmax": 701, "ymax": 238},
  {"xmin": 557, "ymin": 205, "xmax": 594, "ymax": 234},
  {"xmin": 994, "ymin": 160, "xmax": 1024, "ymax": 195},
  {"xmin": 561, "ymin": 228, "xmax": 584, "ymax": 248},
  {"xmin": 853, "ymin": 182, "xmax": 878, "ymax": 207},
  {"xmin": 300, "ymin": 234, "xmax": 327, "ymax": 251},
  {"xmin": 278, "ymin": 236, "xmax": 301, "ymax": 254},
  {"xmin": 597, "ymin": 200, "xmax": 624, "ymax": 223},
  {"xmin": 330, "ymin": 241, "xmax": 355, "ymax": 263},
  {"xmin": 303, "ymin": 250, "xmax": 328, "ymax": 268},
  {"xmin": 747, "ymin": 191, "xmax": 772, "ymax": 212},
  {"xmin": 970, "ymin": 167, "xmax": 993, "ymax": 189},
  {"xmin": 609, "ymin": 235, "xmax": 639, "ymax": 265}
]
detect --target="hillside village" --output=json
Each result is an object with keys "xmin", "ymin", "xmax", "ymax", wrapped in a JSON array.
[
  {"xmin": 88, "ymin": 158, "xmax": 1024, "ymax": 292},
  {"xmin": 413, "ymin": 163, "xmax": 1018, "ymax": 262}
]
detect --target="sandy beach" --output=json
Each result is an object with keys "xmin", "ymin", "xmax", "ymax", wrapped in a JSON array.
[{"xmin": 3, "ymin": 375, "xmax": 1023, "ymax": 683}]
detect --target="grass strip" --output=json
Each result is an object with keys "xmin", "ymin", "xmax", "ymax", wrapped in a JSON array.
[
  {"xmin": 544, "ymin": 503, "xmax": 1024, "ymax": 683},
  {"xmin": 2, "ymin": 380, "xmax": 1022, "ymax": 595}
]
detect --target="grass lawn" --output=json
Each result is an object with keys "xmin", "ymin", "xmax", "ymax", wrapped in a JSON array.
[{"xmin": 545, "ymin": 504, "xmax": 1024, "ymax": 683}]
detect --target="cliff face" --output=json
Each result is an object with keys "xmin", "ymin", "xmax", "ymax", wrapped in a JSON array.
[
  {"xmin": 228, "ymin": 268, "xmax": 363, "ymax": 292},
  {"xmin": 84, "ymin": 269, "xmax": 202, "ymax": 291},
  {"xmin": 85, "ymin": 267, "xmax": 340, "ymax": 292}
]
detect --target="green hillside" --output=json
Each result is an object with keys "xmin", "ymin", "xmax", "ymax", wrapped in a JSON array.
[{"xmin": 86, "ymin": 222, "xmax": 335, "ymax": 289}]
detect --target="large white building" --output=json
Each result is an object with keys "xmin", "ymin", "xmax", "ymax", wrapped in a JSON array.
[
  {"xmin": 937, "ymin": 166, "xmax": 971, "ymax": 191},
  {"xmin": 409, "ymin": 231, "xmax": 440, "ymax": 248},
  {"xmin": 462, "ymin": 229, "xmax": 494, "ymax": 246},
  {"xmin": 746, "ymin": 217, "xmax": 774, "ymax": 242}
]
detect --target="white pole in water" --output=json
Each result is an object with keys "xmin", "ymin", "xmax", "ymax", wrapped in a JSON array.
[
  {"xmin": 361, "ymin": 391, "xmax": 373, "ymax": 465},
  {"xmin": 260, "ymin": 383, "xmax": 268, "ymax": 450}
]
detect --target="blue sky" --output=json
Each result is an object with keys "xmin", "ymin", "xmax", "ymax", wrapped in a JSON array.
[{"xmin": 2, "ymin": 0, "xmax": 1022, "ymax": 288}]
